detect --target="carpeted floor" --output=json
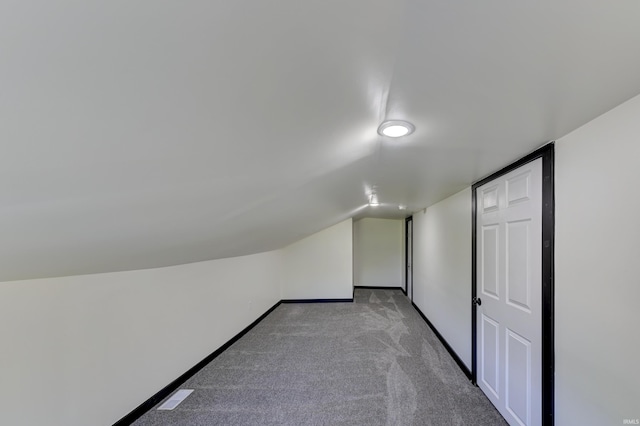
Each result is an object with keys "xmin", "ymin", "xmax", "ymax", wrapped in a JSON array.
[{"xmin": 133, "ymin": 288, "xmax": 507, "ymax": 425}]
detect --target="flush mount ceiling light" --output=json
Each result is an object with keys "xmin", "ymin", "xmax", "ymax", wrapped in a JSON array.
[
  {"xmin": 369, "ymin": 193, "xmax": 380, "ymax": 207},
  {"xmin": 377, "ymin": 120, "xmax": 415, "ymax": 138}
]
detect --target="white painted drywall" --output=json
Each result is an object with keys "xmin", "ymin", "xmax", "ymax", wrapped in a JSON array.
[
  {"xmin": 281, "ymin": 219, "xmax": 353, "ymax": 299},
  {"xmin": 0, "ymin": 218, "xmax": 356, "ymax": 426},
  {"xmin": 0, "ymin": 251, "xmax": 282, "ymax": 426},
  {"xmin": 353, "ymin": 218, "xmax": 403, "ymax": 288},
  {"xmin": 555, "ymin": 94, "xmax": 640, "ymax": 425},
  {"xmin": 412, "ymin": 188, "xmax": 472, "ymax": 369}
]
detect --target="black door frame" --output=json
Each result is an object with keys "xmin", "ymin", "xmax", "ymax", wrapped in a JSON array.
[
  {"xmin": 405, "ymin": 216, "xmax": 413, "ymax": 300},
  {"xmin": 471, "ymin": 143, "xmax": 555, "ymax": 426}
]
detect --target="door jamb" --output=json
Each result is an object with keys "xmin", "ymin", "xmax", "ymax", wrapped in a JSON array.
[
  {"xmin": 405, "ymin": 216, "xmax": 413, "ymax": 300},
  {"xmin": 471, "ymin": 143, "xmax": 555, "ymax": 426}
]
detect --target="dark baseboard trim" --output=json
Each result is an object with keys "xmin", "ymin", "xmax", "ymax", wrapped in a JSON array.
[
  {"xmin": 112, "ymin": 300, "xmax": 282, "ymax": 426},
  {"xmin": 281, "ymin": 298, "xmax": 353, "ymax": 304},
  {"xmin": 411, "ymin": 302, "xmax": 472, "ymax": 380},
  {"xmin": 401, "ymin": 287, "xmax": 407, "ymax": 296},
  {"xmin": 353, "ymin": 286, "xmax": 403, "ymax": 290}
]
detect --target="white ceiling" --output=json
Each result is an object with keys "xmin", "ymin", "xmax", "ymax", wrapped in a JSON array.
[{"xmin": 2, "ymin": 0, "xmax": 640, "ymax": 281}]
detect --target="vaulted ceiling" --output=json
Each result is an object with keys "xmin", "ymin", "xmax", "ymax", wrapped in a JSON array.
[{"xmin": 2, "ymin": 1, "xmax": 640, "ymax": 281}]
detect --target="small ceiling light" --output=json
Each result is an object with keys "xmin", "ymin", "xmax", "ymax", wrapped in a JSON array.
[
  {"xmin": 369, "ymin": 193, "xmax": 380, "ymax": 207},
  {"xmin": 378, "ymin": 120, "xmax": 415, "ymax": 138},
  {"xmin": 398, "ymin": 205, "xmax": 406, "ymax": 210}
]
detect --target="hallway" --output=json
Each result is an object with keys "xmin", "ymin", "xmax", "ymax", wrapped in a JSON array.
[{"xmin": 133, "ymin": 289, "xmax": 505, "ymax": 425}]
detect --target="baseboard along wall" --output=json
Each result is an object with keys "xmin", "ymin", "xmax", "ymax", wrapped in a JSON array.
[
  {"xmin": 113, "ymin": 297, "xmax": 353, "ymax": 425},
  {"xmin": 114, "ymin": 292, "xmax": 472, "ymax": 426},
  {"xmin": 411, "ymin": 302, "xmax": 472, "ymax": 380}
]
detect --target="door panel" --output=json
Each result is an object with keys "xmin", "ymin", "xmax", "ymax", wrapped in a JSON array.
[
  {"xmin": 506, "ymin": 220, "xmax": 531, "ymax": 312},
  {"xmin": 506, "ymin": 172, "xmax": 531, "ymax": 205},
  {"xmin": 481, "ymin": 224, "xmax": 500, "ymax": 299},
  {"xmin": 506, "ymin": 328, "xmax": 531, "ymax": 426},
  {"xmin": 476, "ymin": 158, "xmax": 542, "ymax": 426},
  {"xmin": 482, "ymin": 185, "xmax": 500, "ymax": 212},
  {"xmin": 481, "ymin": 313, "xmax": 500, "ymax": 398}
]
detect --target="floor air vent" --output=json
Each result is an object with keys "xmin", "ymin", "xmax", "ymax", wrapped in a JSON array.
[{"xmin": 157, "ymin": 389, "xmax": 194, "ymax": 410}]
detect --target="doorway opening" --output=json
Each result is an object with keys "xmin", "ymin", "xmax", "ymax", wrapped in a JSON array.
[{"xmin": 405, "ymin": 216, "xmax": 413, "ymax": 300}]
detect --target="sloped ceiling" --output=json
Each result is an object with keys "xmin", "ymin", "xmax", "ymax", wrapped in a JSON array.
[{"xmin": 2, "ymin": 0, "xmax": 640, "ymax": 281}]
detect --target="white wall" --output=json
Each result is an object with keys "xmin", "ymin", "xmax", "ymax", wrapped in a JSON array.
[
  {"xmin": 0, "ymin": 251, "xmax": 282, "ymax": 426},
  {"xmin": 353, "ymin": 218, "xmax": 403, "ymax": 288},
  {"xmin": 555, "ymin": 94, "xmax": 640, "ymax": 425},
  {"xmin": 412, "ymin": 187, "xmax": 472, "ymax": 369},
  {"xmin": 0, "ymin": 217, "xmax": 355, "ymax": 426},
  {"xmin": 0, "ymin": 218, "xmax": 357, "ymax": 426},
  {"xmin": 281, "ymin": 219, "xmax": 353, "ymax": 300}
]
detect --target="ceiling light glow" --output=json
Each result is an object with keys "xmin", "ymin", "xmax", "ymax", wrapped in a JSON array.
[
  {"xmin": 369, "ymin": 194, "xmax": 380, "ymax": 207},
  {"xmin": 378, "ymin": 120, "xmax": 415, "ymax": 138},
  {"xmin": 382, "ymin": 125, "xmax": 410, "ymax": 137}
]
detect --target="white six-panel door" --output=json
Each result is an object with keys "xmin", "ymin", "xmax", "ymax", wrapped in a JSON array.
[{"xmin": 477, "ymin": 158, "xmax": 542, "ymax": 426}]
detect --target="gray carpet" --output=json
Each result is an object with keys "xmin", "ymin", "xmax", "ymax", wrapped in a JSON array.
[{"xmin": 133, "ymin": 289, "xmax": 507, "ymax": 425}]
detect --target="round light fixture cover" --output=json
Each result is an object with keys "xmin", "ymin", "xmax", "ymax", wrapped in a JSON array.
[{"xmin": 378, "ymin": 120, "xmax": 415, "ymax": 137}]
